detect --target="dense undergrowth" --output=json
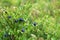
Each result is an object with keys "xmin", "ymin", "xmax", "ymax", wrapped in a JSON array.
[{"xmin": 0, "ymin": 0, "xmax": 60, "ymax": 40}]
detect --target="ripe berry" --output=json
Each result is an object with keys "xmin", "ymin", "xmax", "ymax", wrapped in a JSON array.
[
  {"xmin": 19, "ymin": 18, "xmax": 24, "ymax": 22},
  {"xmin": 5, "ymin": 11, "xmax": 7, "ymax": 14},
  {"xmin": 21, "ymin": 28, "xmax": 25, "ymax": 32},
  {"xmin": 8, "ymin": 16, "xmax": 11, "ymax": 19},
  {"xmin": 3, "ymin": 32, "xmax": 9, "ymax": 37},
  {"xmin": 33, "ymin": 22, "xmax": 37, "ymax": 26},
  {"xmin": 14, "ymin": 20, "xmax": 18, "ymax": 23}
]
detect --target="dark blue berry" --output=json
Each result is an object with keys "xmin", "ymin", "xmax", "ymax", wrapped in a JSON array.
[
  {"xmin": 14, "ymin": 20, "xmax": 18, "ymax": 23},
  {"xmin": 8, "ymin": 16, "xmax": 11, "ymax": 18},
  {"xmin": 19, "ymin": 18, "xmax": 24, "ymax": 22},
  {"xmin": 21, "ymin": 28, "xmax": 25, "ymax": 32},
  {"xmin": 5, "ymin": 11, "xmax": 7, "ymax": 13},
  {"xmin": 33, "ymin": 22, "xmax": 36, "ymax": 26},
  {"xmin": 3, "ymin": 32, "xmax": 9, "ymax": 37}
]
